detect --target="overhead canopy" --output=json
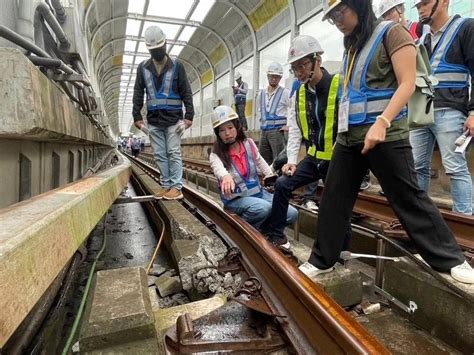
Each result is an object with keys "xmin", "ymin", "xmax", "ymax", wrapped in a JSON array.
[{"xmin": 84, "ymin": 0, "xmax": 278, "ymax": 136}]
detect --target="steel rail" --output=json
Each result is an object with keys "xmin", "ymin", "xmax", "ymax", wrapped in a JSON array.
[
  {"xmin": 179, "ymin": 157, "xmax": 474, "ymax": 251},
  {"xmin": 127, "ymin": 155, "xmax": 388, "ymax": 354},
  {"xmin": 354, "ymin": 193, "xmax": 474, "ymax": 251}
]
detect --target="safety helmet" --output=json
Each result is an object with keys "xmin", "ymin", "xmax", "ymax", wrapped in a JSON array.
[
  {"xmin": 374, "ymin": 0, "xmax": 405, "ymax": 18},
  {"xmin": 235, "ymin": 72, "xmax": 242, "ymax": 80},
  {"xmin": 267, "ymin": 62, "xmax": 284, "ymax": 76},
  {"xmin": 322, "ymin": 0, "xmax": 343, "ymax": 21},
  {"xmin": 144, "ymin": 26, "xmax": 166, "ymax": 49},
  {"xmin": 287, "ymin": 35, "xmax": 324, "ymax": 64},
  {"xmin": 212, "ymin": 105, "xmax": 239, "ymax": 129}
]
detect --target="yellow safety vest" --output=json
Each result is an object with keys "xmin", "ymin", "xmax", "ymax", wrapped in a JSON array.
[{"xmin": 296, "ymin": 74, "xmax": 339, "ymax": 161}]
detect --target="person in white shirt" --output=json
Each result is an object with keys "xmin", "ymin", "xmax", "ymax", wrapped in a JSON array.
[{"xmin": 257, "ymin": 62, "xmax": 291, "ymax": 164}]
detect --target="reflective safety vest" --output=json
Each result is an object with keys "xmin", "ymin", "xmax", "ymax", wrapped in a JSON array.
[
  {"xmin": 340, "ymin": 21, "xmax": 407, "ymax": 126},
  {"xmin": 260, "ymin": 86, "xmax": 286, "ymax": 130},
  {"xmin": 430, "ymin": 16, "xmax": 469, "ymax": 90},
  {"xmin": 295, "ymin": 74, "xmax": 339, "ymax": 161},
  {"xmin": 235, "ymin": 82, "xmax": 247, "ymax": 103},
  {"xmin": 142, "ymin": 58, "xmax": 183, "ymax": 111},
  {"xmin": 220, "ymin": 140, "xmax": 263, "ymax": 206}
]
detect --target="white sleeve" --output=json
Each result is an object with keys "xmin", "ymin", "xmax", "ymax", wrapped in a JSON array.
[
  {"xmin": 286, "ymin": 95, "xmax": 302, "ymax": 164},
  {"xmin": 209, "ymin": 153, "xmax": 231, "ymax": 180}
]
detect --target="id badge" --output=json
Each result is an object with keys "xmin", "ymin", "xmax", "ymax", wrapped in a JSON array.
[{"xmin": 338, "ymin": 96, "xmax": 349, "ymax": 133}]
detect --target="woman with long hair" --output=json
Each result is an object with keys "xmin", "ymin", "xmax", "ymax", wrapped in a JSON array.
[
  {"xmin": 209, "ymin": 105, "xmax": 298, "ymax": 249},
  {"xmin": 299, "ymin": 0, "xmax": 474, "ymax": 283}
]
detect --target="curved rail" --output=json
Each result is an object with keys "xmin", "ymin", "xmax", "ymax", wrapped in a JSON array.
[
  {"xmin": 127, "ymin": 154, "xmax": 388, "ymax": 354},
  {"xmin": 179, "ymin": 157, "xmax": 474, "ymax": 251}
]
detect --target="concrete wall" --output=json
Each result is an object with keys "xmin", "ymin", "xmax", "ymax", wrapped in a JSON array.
[
  {"xmin": 0, "ymin": 48, "xmax": 114, "ymax": 208},
  {"xmin": 0, "ymin": 139, "xmax": 111, "ymax": 208}
]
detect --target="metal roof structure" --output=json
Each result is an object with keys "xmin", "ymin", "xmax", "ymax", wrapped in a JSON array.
[{"xmin": 84, "ymin": 0, "xmax": 272, "ymax": 136}]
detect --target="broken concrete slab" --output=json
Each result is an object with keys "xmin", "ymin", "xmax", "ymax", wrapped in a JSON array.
[
  {"xmin": 149, "ymin": 264, "xmax": 167, "ymax": 277},
  {"xmin": 154, "ymin": 294, "xmax": 227, "ymax": 334},
  {"xmin": 79, "ymin": 267, "xmax": 157, "ymax": 352},
  {"xmin": 384, "ymin": 257, "xmax": 474, "ymax": 353},
  {"xmin": 148, "ymin": 286, "xmax": 160, "ymax": 310},
  {"xmin": 156, "ymin": 274, "xmax": 183, "ymax": 297}
]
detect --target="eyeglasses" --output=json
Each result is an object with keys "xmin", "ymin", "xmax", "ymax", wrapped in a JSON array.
[
  {"xmin": 289, "ymin": 60, "xmax": 312, "ymax": 74},
  {"xmin": 327, "ymin": 4, "xmax": 349, "ymax": 25}
]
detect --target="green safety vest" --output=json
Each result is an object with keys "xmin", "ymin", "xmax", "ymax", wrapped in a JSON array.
[{"xmin": 296, "ymin": 74, "xmax": 339, "ymax": 161}]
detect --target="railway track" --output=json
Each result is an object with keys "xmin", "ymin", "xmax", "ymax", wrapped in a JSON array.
[
  {"xmin": 128, "ymin": 154, "xmax": 388, "ymax": 354},
  {"xmin": 177, "ymin": 156, "xmax": 474, "ymax": 253}
]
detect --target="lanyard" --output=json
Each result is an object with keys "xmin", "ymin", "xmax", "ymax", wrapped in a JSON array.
[{"xmin": 342, "ymin": 48, "xmax": 357, "ymax": 96}]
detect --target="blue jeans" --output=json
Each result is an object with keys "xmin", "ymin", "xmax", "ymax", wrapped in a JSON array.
[
  {"xmin": 410, "ymin": 108, "xmax": 472, "ymax": 215},
  {"xmin": 225, "ymin": 190, "xmax": 298, "ymax": 230},
  {"xmin": 149, "ymin": 122, "xmax": 183, "ymax": 190}
]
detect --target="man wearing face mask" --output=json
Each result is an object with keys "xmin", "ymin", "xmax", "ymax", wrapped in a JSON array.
[{"xmin": 133, "ymin": 26, "xmax": 194, "ymax": 200}]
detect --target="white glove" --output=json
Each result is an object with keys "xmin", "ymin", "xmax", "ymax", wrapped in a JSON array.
[{"xmin": 175, "ymin": 121, "xmax": 186, "ymax": 136}]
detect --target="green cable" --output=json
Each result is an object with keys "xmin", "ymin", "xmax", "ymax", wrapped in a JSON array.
[{"xmin": 62, "ymin": 213, "xmax": 108, "ymax": 355}]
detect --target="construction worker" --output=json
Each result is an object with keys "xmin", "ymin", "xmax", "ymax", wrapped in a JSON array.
[
  {"xmin": 209, "ymin": 105, "xmax": 297, "ymax": 240},
  {"xmin": 299, "ymin": 0, "xmax": 474, "ymax": 284},
  {"xmin": 374, "ymin": 0, "xmax": 419, "ymax": 38},
  {"xmin": 263, "ymin": 35, "xmax": 344, "ymax": 248},
  {"xmin": 132, "ymin": 25, "xmax": 194, "ymax": 200},
  {"xmin": 410, "ymin": 0, "xmax": 474, "ymax": 215},
  {"xmin": 232, "ymin": 72, "xmax": 248, "ymax": 130},
  {"xmin": 257, "ymin": 62, "xmax": 290, "ymax": 165}
]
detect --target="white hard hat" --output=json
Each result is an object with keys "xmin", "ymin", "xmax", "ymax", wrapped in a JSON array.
[
  {"xmin": 287, "ymin": 35, "xmax": 324, "ymax": 64},
  {"xmin": 267, "ymin": 62, "xmax": 283, "ymax": 76},
  {"xmin": 322, "ymin": 0, "xmax": 343, "ymax": 21},
  {"xmin": 374, "ymin": 0, "xmax": 405, "ymax": 18},
  {"xmin": 144, "ymin": 26, "xmax": 166, "ymax": 49},
  {"xmin": 235, "ymin": 72, "xmax": 242, "ymax": 80},
  {"xmin": 212, "ymin": 105, "xmax": 239, "ymax": 129}
]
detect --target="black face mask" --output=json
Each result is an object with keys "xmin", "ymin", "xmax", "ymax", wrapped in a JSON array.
[{"xmin": 149, "ymin": 47, "xmax": 166, "ymax": 61}]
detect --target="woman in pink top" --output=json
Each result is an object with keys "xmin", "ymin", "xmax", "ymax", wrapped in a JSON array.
[{"xmin": 209, "ymin": 106, "xmax": 298, "ymax": 249}]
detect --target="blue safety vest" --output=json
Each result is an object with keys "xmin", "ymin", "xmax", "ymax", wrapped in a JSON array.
[
  {"xmin": 340, "ymin": 21, "xmax": 407, "ymax": 126},
  {"xmin": 430, "ymin": 16, "xmax": 469, "ymax": 89},
  {"xmin": 234, "ymin": 82, "xmax": 247, "ymax": 104},
  {"xmin": 142, "ymin": 58, "xmax": 183, "ymax": 111},
  {"xmin": 260, "ymin": 86, "xmax": 287, "ymax": 130},
  {"xmin": 220, "ymin": 139, "xmax": 263, "ymax": 206}
]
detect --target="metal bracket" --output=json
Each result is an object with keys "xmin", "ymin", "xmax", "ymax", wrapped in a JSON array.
[
  {"xmin": 113, "ymin": 195, "xmax": 157, "ymax": 204},
  {"xmin": 217, "ymin": 247, "xmax": 243, "ymax": 275},
  {"xmin": 374, "ymin": 285, "xmax": 417, "ymax": 314},
  {"xmin": 230, "ymin": 277, "xmax": 286, "ymax": 318}
]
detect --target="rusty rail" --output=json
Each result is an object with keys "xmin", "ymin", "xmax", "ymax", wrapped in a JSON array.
[
  {"xmin": 128, "ymin": 155, "xmax": 388, "ymax": 354},
  {"xmin": 180, "ymin": 158, "xmax": 474, "ymax": 252},
  {"xmin": 355, "ymin": 193, "xmax": 474, "ymax": 251}
]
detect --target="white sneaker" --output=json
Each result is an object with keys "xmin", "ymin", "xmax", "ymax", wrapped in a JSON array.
[
  {"xmin": 450, "ymin": 261, "xmax": 474, "ymax": 284},
  {"xmin": 303, "ymin": 200, "xmax": 319, "ymax": 212},
  {"xmin": 299, "ymin": 262, "xmax": 334, "ymax": 278}
]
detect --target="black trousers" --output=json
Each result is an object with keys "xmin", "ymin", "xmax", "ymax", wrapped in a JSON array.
[
  {"xmin": 309, "ymin": 139, "xmax": 464, "ymax": 272},
  {"xmin": 235, "ymin": 102, "xmax": 248, "ymax": 130}
]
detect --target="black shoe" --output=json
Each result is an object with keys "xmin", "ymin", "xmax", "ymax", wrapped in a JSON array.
[{"xmin": 265, "ymin": 232, "xmax": 290, "ymax": 251}]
